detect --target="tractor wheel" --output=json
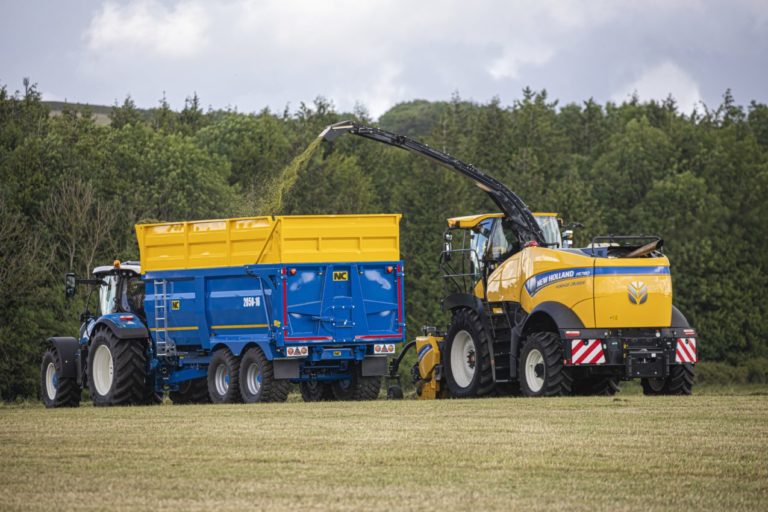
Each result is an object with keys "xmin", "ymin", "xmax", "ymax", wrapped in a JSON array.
[
  {"xmin": 40, "ymin": 347, "xmax": 81, "ymax": 408},
  {"xmin": 331, "ymin": 364, "xmax": 381, "ymax": 401},
  {"xmin": 443, "ymin": 308, "xmax": 494, "ymax": 398},
  {"xmin": 572, "ymin": 376, "xmax": 620, "ymax": 396},
  {"xmin": 170, "ymin": 378, "xmax": 211, "ymax": 404},
  {"xmin": 642, "ymin": 364, "xmax": 695, "ymax": 395},
  {"xmin": 239, "ymin": 346, "xmax": 291, "ymax": 403},
  {"xmin": 207, "ymin": 348, "xmax": 242, "ymax": 404},
  {"xmin": 518, "ymin": 331, "xmax": 572, "ymax": 397},
  {"xmin": 87, "ymin": 329, "xmax": 147, "ymax": 406},
  {"xmin": 300, "ymin": 381, "xmax": 335, "ymax": 402}
]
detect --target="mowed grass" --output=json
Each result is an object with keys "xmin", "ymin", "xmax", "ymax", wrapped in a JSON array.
[{"xmin": 1, "ymin": 391, "xmax": 766, "ymax": 511}]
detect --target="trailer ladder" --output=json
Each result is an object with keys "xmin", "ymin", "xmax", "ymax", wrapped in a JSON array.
[{"xmin": 153, "ymin": 279, "xmax": 176, "ymax": 357}]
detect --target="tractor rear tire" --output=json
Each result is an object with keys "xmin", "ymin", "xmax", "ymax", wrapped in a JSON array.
[
  {"xmin": 87, "ymin": 329, "xmax": 148, "ymax": 406},
  {"xmin": 300, "ymin": 381, "xmax": 335, "ymax": 402},
  {"xmin": 572, "ymin": 376, "xmax": 620, "ymax": 396},
  {"xmin": 239, "ymin": 346, "xmax": 291, "ymax": 403},
  {"xmin": 41, "ymin": 347, "xmax": 81, "ymax": 408},
  {"xmin": 443, "ymin": 308, "xmax": 494, "ymax": 398},
  {"xmin": 331, "ymin": 364, "xmax": 381, "ymax": 400},
  {"xmin": 518, "ymin": 332, "xmax": 572, "ymax": 397},
  {"xmin": 170, "ymin": 378, "xmax": 211, "ymax": 404},
  {"xmin": 207, "ymin": 348, "xmax": 242, "ymax": 404},
  {"xmin": 642, "ymin": 364, "xmax": 695, "ymax": 395}
]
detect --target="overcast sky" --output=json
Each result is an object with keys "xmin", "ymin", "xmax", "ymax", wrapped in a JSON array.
[{"xmin": 2, "ymin": 0, "xmax": 766, "ymax": 118}]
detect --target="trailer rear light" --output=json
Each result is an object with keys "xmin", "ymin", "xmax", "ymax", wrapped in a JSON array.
[
  {"xmin": 286, "ymin": 346, "xmax": 308, "ymax": 357},
  {"xmin": 565, "ymin": 330, "xmax": 581, "ymax": 338},
  {"xmin": 386, "ymin": 266, "xmax": 393, "ymax": 273},
  {"xmin": 289, "ymin": 268, "xmax": 297, "ymax": 276},
  {"xmin": 374, "ymin": 344, "xmax": 396, "ymax": 354}
]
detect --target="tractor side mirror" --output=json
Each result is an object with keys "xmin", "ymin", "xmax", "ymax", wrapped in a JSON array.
[
  {"xmin": 443, "ymin": 232, "xmax": 453, "ymax": 261},
  {"xmin": 65, "ymin": 273, "xmax": 77, "ymax": 299}
]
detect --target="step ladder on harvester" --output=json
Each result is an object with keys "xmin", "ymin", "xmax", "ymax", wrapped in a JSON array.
[{"xmin": 153, "ymin": 279, "xmax": 177, "ymax": 357}]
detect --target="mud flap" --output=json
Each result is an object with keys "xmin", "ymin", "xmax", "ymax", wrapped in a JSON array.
[
  {"xmin": 362, "ymin": 356, "xmax": 388, "ymax": 377},
  {"xmin": 274, "ymin": 359, "xmax": 300, "ymax": 379}
]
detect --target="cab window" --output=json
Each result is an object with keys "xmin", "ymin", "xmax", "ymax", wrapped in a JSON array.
[
  {"xmin": 488, "ymin": 218, "xmax": 520, "ymax": 261},
  {"xmin": 98, "ymin": 276, "xmax": 117, "ymax": 315},
  {"xmin": 469, "ymin": 219, "xmax": 493, "ymax": 276}
]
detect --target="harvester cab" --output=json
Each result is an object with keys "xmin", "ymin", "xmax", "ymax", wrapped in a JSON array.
[{"xmin": 322, "ymin": 121, "xmax": 697, "ymax": 399}]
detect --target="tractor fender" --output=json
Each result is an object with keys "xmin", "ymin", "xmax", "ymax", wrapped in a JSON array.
[
  {"xmin": 442, "ymin": 292, "xmax": 485, "ymax": 314},
  {"xmin": 46, "ymin": 336, "xmax": 80, "ymax": 380},
  {"xmin": 94, "ymin": 314, "xmax": 150, "ymax": 340},
  {"xmin": 671, "ymin": 305, "xmax": 690, "ymax": 327}
]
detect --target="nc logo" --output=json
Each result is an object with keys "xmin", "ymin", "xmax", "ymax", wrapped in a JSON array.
[{"xmin": 628, "ymin": 281, "xmax": 648, "ymax": 305}]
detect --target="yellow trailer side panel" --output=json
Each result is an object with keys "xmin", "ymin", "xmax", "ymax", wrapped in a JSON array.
[{"xmin": 136, "ymin": 214, "xmax": 401, "ymax": 272}]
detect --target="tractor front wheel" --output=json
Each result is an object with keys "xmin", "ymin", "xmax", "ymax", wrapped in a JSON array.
[
  {"xmin": 170, "ymin": 378, "xmax": 211, "ymax": 404},
  {"xmin": 518, "ymin": 332, "xmax": 572, "ymax": 397},
  {"xmin": 331, "ymin": 364, "xmax": 381, "ymax": 400},
  {"xmin": 443, "ymin": 308, "xmax": 494, "ymax": 398},
  {"xmin": 300, "ymin": 380, "xmax": 335, "ymax": 402},
  {"xmin": 40, "ymin": 348, "xmax": 81, "ymax": 408}
]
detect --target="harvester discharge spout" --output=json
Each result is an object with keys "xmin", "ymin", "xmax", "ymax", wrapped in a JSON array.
[{"xmin": 319, "ymin": 120, "xmax": 546, "ymax": 246}]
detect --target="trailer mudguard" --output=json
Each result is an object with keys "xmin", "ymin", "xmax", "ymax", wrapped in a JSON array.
[
  {"xmin": 47, "ymin": 337, "xmax": 80, "ymax": 380},
  {"xmin": 95, "ymin": 313, "xmax": 150, "ymax": 340}
]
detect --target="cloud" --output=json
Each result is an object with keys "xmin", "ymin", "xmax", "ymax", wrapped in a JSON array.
[
  {"xmin": 611, "ymin": 61, "xmax": 703, "ymax": 112},
  {"xmin": 85, "ymin": 0, "xmax": 208, "ymax": 59}
]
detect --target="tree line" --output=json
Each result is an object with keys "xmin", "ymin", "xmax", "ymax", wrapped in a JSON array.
[{"xmin": 1, "ymin": 79, "xmax": 766, "ymax": 400}]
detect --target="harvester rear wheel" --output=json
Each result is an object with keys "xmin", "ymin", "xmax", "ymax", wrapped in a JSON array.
[
  {"xmin": 239, "ymin": 346, "xmax": 291, "ymax": 403},
  {"xmin": 40, "ymin": 347, "xmax": 81, "ymax": 408},
  {"xmin": 331, "ymin": 364, "xmax": 381, "ymax": 400},
  {"xmin": 87, "ymin": 329, "xmax": 147, "ymax": 406},
  {"xmin": 208, "ymin": 348, "xmax": 242, "ymax": 404},
  {"xmin": 170, "ymin": 378, "xmax": 211, "ymax": 404},
  {"xmin": 572, "ymin": 376, "xmax": 620, "ymax": 396},
  {"xmin": 642, "ymin": 364, "xmax": 694, "ymax": 395},
  {"xmin": 518, "ymin": 331, "xmax": 572, "ymax": 397},
  {"xmin": 443, "ymin": 308, "xmax": 494, "ymax": 398},
  {"xmin": 300, "ymin": 381, "xmax": 335, "ymax": 402}
]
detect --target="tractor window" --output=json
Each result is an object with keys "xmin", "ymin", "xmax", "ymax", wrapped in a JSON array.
[
  {"xmin": 98, "ymin": 276, "xmax": 117, "ymax": 315},
  {"xmin": 488, "ymin": 218, "xmax": 520, "ymax": 261},
  {"xmin": 535, "ymin": 215, "xmax": 563, "ymax": 248},
  {"xmin": 125, "ymin": 276, "xmax": 146, "ymax": 318},
  {"xmin": 469, "ymin": 219, "xmax": 493, "ymax": 276}
]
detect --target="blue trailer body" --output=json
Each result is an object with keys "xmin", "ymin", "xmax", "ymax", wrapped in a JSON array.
[{"xmin": 143, "ymin": 261, "xmax": 405, "ymax": 389}]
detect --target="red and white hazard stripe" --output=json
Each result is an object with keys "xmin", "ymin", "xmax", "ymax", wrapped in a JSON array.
[
  {"xmin": 675, "ymin": 338, "xmax": 697, "ymax": 363},
  {"xmin": 570, "ymin": 339, "xmax": 606, "ymax": 365}
]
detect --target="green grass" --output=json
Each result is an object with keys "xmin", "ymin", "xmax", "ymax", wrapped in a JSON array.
[{"xmin": 1, "ymin": 391, "xmax": 766, "ymax": 511}]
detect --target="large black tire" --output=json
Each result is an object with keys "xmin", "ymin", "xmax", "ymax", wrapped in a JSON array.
[
  {"xmin": 443, "ymin": 308, "xmax": 494, "ymax": 398},
  {"xmin": 518, "ymin": 332, "xmax": 572, "ymax": 397},
  {"xmin": 142, "ymin": 372, "xmax": 163, "ymax": 405},
  {"xmin": 572, "ymin": 376, "xmax": 620, "ymax": 396},
  {"xmin": 300, "ymin": 380, "xmax": 335, "ymax": 402},
  {"xmin": 331, "ymin": 364, "xmax": 381, "ymax": 400},
  {"xmin": 239, "ymin": 346, "xmax": 291, "ymax": 403},
  {"xmin": 170, "ymin": 378, "xmax": 211, "ymax": 404},
  {"xmin": 40, "ymin": 347, "xmax": 81, "ymax": 408},
  {"xmin": 207, "ymin": 348, "xmax": 242, "ymax": 404},
  {"xmin": 87, "ymin": 329, "xmax": 148, "ymax": 406},
  {"xmin": 642, "ymin": 364, "xmax": 695, "ymax": 395}
]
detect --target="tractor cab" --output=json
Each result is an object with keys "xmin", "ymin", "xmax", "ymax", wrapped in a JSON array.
[{"xmin": 91, "ymin": 262, "xmax": 144, "ymax": 317}]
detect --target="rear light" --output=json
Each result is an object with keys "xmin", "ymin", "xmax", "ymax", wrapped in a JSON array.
[
  {"xmin": 286, "ymin": 346, "xmax": 308, "ymax": 357},
  {"xmin": 524, "ymin": 241, "xmax": 539, "ymax": 248},
  {"xmin": 565, "ymin": 330, "xmax": 581, "ymax": 338},
  {"xmin": 386, "ymin": 266, "xmax": 393, "ymax": 273},
  {"xmin": 119, "ymin": 315, "xmax": 134, "ymax": 321},
  {"xmin": 374, "ymin": 344, "xmax": 396, "ymax": 354},
  {"xmin": 683, "ymin": 329, "xmax": 696, "ymax": 336},
  {"xmin": 289, "ymin": 268, "xmax": 297, "ymax": 276}
]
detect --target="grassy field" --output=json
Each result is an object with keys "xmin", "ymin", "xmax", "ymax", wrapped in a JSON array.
[{"xmin": 1, "ymin": 389, "xmax": 766, "ymax": 511}]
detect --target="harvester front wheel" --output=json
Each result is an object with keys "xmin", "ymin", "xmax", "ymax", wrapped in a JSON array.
[
  {"xmin": 170, "ymin": 378, "xmax": 211, "ymax": 404},
  {"xmin": 518, "ymin": 332, "xmax": 572, "ymax": 397},
  {"xmin": 239, "ymin": 346, "xmax": 291, "ymax": 403},
  {"xmin": 208, "ymin": 348, "xmax": 242, "ymax": 404},
  {"xmin": 40, "ymin": 347, "xmax": 81, "ymax": 408},
  {"xmin": 87, "ymin": 329, "xmax": 148, "ymax": 406},
  {"xmin": 300, "ymin": 380, "xmax": 335, "ymax": 402},
  {"xmin": 642, "ymin": 364, "xmax": 695, "ymax": 395},
  {"xmin": 444, "ymin": 308, "xmax": 494, "ymax": 398}
]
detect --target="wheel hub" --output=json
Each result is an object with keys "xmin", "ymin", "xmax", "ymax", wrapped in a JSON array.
[
  {"xmin": 451, "ymin": 330, "xmax": 477, "ymax": 389},
  {"xmin": 525, "ymin": 348, "xmax": 545, "ymax": 393},
  {"xmin": 246, "ymin": 363, "xmax": 262, "ymax": 396},
  {"xmin": 92, "ymin": 344, "xmax": 114, "ymax": 396}
]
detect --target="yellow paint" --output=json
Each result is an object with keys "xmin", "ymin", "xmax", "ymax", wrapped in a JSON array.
[
  {"xmin": 415, "ymin": 334, "xmax": 447, "ymax": 400},
  {"xmin": 210, "ymin": 324, "xmax": 269, "ymax": 330},
  {"xmin": 149, "ymin": 326, "xmax": 199, "ymax": 332},
  {"xmin": 447, "ymin": 213, "xmax": 503, "ymax": 229},
  {"xmin": 532, "ymin": 212, "xmax": 558, "ymax": 217},
  {"xmin": 135, "ymin": 214, "xmax": 401, "ymax": 272}
]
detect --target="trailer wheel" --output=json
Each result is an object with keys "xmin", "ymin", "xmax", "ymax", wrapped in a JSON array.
[
  {"xmin": 518, "ymin": 331, "xmax": 572, "ymax": 397},
  {"xmin": 40, "ymin": 348, "xmax": 81, "ymax": 408},
  {"xmin": 300, "ymin": 381, "xmax": 335, "ymax": 402},
  {"xmin": 642, "ymin": 364, "xmax": 694, "ymax": 395},
  {"xmin": 239, "ymin": 346, "xmax": 290, "ymax": 403},
  {"xmin": 572, "ymin": 376, "xmax": 620, "ymax": 396},
  {"xmin": 331, "ymin": 364, "xmax": 381, "ymax": 400},
  {"xmin": 170, "ymin": 378, "xmax": 210, "ymax": 404},
  {"xmin": 443, "ymin": 308, "xmax": 494, "ymax": 398},
  {"xmin": 87, "ymin": 329, "xmax": 147, "ymax": 406},
  {"xmin": 208, "ymin": 348, "xmax": 242, "ymax": 403}
]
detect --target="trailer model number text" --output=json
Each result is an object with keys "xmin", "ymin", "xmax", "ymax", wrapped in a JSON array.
[{"xmin": 243, "ymin": 296, "xmax": 261, "ymax": 307}]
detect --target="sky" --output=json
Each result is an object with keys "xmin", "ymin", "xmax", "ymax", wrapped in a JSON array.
[{"xmin": 2, "ymin": 0, "xmax": 767, "ymax": 119}]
